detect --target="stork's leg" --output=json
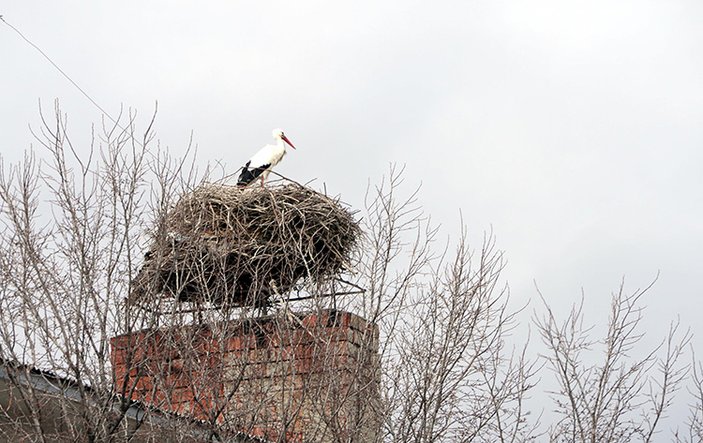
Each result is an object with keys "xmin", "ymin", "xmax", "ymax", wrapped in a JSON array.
[{"xmin": 260, "ymin": 175, "xmax": 265, "ymax": 187}]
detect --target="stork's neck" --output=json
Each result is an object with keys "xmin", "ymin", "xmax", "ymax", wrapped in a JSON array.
[{"xmin": 275, "ymin": 136, "xmax": 286, "ymax": 151}]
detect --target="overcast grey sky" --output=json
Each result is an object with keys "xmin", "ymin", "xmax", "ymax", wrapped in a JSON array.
[{"xmin": 2, "ymin": 0, "xmax": 702, "ymax": 424}]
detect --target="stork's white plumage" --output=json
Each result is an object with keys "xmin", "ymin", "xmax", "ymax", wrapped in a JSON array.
[{"xmin": 237, "ymin": 129, "xmax": 297, "ymax": 187}]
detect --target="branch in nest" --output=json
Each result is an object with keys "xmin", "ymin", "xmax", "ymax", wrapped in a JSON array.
[{"xmin": 130, "ymin": 182, "xmax": 362, "ymax": 310}]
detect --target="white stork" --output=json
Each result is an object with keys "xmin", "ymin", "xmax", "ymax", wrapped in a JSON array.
[{"xmin": 237, "ymin": 129, "xmax": 297, "ymax": 187}]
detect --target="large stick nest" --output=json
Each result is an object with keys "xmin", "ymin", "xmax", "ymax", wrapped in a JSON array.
[{"xmin": 130, "ymin": 183, "xmax": 361, "ymax": 308}]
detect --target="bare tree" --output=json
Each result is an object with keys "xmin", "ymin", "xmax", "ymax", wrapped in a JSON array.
[
  {"xmin": 0, "ymin": 102, "xmax": 225, "ymax": 442},
  {"xmin": 7, "ymin": 106, "xmax": 699, "ymax": 443},
  {"xmin": 0, "ymin": 106, "xmax": 540, "ymax": 442},
  {"xmin": 535, "ymin": 281, "xmax": 691, "ymax": 443},
  {"xmin": 356, "ymin": 168, "xmax": 540, "ymax": 442},
  {"xmin": 674, "ymin": 353, "xmax": 703, "ymax": 443}
]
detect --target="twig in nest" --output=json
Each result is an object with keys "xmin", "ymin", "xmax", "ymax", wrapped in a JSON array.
[{"xmin": 130, "ymin": 182, "xmax": 362, "ymax": 309}]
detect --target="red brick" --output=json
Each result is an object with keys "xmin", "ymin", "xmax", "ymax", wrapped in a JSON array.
[{"xmin": 110, "ymin": 309, "xmax": 379, "ymax": 441}]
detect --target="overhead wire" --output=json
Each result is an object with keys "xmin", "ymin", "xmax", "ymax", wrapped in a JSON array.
[
  {"xmin": 0, "ymin": 14, "xmax": 151, "ymax": 150},
  {"xmin": 0, "ymin": 14, "xmax": 242, "ymax": 177},
  {"xmin": 1, "ymin": 15, "xmax": 121, "ymax": 126}
]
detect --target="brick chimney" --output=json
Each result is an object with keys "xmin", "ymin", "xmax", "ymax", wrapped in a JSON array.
[{"xmin": 111, "ymin": 310, "xmax": 380, "ymax": 442}]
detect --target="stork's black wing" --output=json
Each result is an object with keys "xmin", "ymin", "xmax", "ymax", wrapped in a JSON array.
[{"xmin": 237, "ymin": 161, "xmax": 271, "ymax": 186}]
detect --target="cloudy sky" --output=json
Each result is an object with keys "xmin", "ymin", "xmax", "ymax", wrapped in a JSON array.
[{"xmin": 2, "ymin": 0, "xmax": 702, "ymax": 424}]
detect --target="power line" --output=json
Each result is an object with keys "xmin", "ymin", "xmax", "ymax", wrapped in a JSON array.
[
  {"xmin": 1, "ymin": 14, "xmax": 121, "ymax": 128},
  {"xmin": 0, "ymin": 15, "xmax": 218, "ymax": 168}
]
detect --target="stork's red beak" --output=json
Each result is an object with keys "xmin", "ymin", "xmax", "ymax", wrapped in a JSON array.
[{"xmin": 282, "ymin": 135, "xmax": 296, "ymax": 149}]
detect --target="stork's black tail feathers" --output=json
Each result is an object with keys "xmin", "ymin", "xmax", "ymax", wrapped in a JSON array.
[{"xmin": 237, "ymin": 161, "xmax": 271, "ymax": 187}]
